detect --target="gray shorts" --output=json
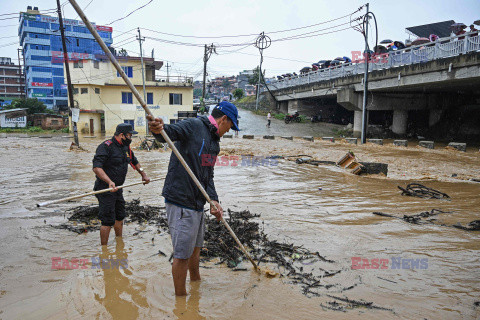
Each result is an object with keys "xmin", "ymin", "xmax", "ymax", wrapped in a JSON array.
[{"xmin": 165, "ymin": 202, "xmax": 205, "ymax": 260}]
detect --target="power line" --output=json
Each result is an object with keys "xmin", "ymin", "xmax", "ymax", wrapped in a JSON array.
[
  {"xmin": 107, "ymin": 0, "xmax": 154, "ymax": 25},
  {"xmin": 139, "ymin": 6, "xmax": 365, "ymax": 39}
]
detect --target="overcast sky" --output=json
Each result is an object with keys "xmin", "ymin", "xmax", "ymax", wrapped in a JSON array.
[{"xmin": 1, "ymin": 0, "xmax": 479, "ymax": 81}]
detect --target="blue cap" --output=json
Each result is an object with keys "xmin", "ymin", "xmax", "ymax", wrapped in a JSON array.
[{"xmin": 215, "ymin": 101, "xmax": 240, "ymax": 131}]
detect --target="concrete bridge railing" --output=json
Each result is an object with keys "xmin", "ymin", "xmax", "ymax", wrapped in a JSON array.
[{"xmin": 267, "ymin": 33, "xmax": 480, "ymax": 91}]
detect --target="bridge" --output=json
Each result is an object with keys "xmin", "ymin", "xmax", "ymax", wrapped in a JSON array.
[{"xmin": 265, "ymin": 33, "xmax": 480, "ymax": 137}]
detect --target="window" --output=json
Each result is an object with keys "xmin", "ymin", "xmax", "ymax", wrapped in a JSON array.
[
  {"xmin": 117, "ymin": 66, "xmax": 133, "ymax": 78},
  {"xmin": 81, "ymin": 88, "xmax": 88, "ymax": 94},
  {"xmin": 73, "ymin": 88, "xmax": 79, "ymax": 94},
  {"xmin": 74, "ymin": 61, "xmax": 83, "ymax": 68},
  {"xmin": 169, "ymin": 93, "xmax": 182, "ymax": 105},
  {"xmin": 76, "ymin": 39, "xmax": 79, "ymax": 47},
  {"xmin": 122, "ymin": 92, "xmax": 133, "ymax": 104},
  {"xmin": 93, "ymin": 60, "xmax": 99, "ymax": 69},
  {"xmin": 51, "ymin": 119, "xmax": 59, "ymax": 125},
  {"xmin": 147, "ymin": 92, "xmax": 153, "ymax": 104},
  {"xmin": 95, "ymin": 88, "xmax": 100, "ymax": 94},
  {"xmin": 52, "ymin": 68, "xmax": 64, "ymax": 76}
]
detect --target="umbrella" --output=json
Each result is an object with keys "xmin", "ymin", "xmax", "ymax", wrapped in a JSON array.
[
  {"xmin": 343, "ymin": 56, "xmax": 352, "ymax": 63},
  {"xmin": 374, "ymin": 45, "xmax": 388, "ymax": 54},
  {"xmin": 312, "ymin": 63, "xmax": 320, "ymax": 67},
  {"xmin": 317, "ymin": 60, "xmax": 328, "ymax": 64},
  {"xmin": 412, "ymin": 37, "xmax": 430, "ymax": 46},
  {"xmin": 450, "ymin": 22, "xmax": 467, "ymax": 29},
  {"xmin": 380, "ymin": 39, "xmax": 393, "ymax": 44},
  {"xmin": 394, "ymin": 41, "xmax": 406, "ymax": 49},
  {"xmin": 334, "ymin": 57, "xmax": 346, "ymax": 61},
  {"xmin": 474, "ymin": 20, "xmax": 480, "ymax": 26}
]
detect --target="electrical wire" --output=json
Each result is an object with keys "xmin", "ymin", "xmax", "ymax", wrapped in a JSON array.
[
  {"xmin": 107, "ymin": 0, "xmax": 154, "ymax": 25},
  {"xmin": 139, "ymin": 6, "xmax": 365, "ymax": 39}
]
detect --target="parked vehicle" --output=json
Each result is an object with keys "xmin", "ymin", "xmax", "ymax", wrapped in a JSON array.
[{"xmin": 284, "ymin": 112, "xmax": 301, "ymax": 124}]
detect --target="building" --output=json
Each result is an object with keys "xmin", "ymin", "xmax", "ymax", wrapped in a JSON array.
[
  {"xmin": 18, "ymin": 6, "xmax": 113, "ymax": 111},
  {"xmin": 28, "ymin": 113, "xmax": 66, "ymax": 130},
  {"xmin": 237, "ymin": 69, "xmax": 253, "ymax": 91},
  {"xmin": 68, "ymin": 55, "xmax": 194, "ymax": 135},
  {"xmin": 0, "ymin": 57, "xmax": 25, "ymax": 102},
  {"xmin": 0, "ymin": 108, "xmax": 27, "ymax": 128}
]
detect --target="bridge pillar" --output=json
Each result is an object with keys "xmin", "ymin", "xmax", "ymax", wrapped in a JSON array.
[
  {"xmin": 287, "ymin": 100, "xmax": 298, "ymax": 114},
  {"xmin": 392, "ymin": 109, "xmax": 408, "ymax": 135},
  {"xmin": 429, "ymin": 109, "xmax": 443, "ymax": 127},
  {"xmin": 353, "ymin": 110, "xmax": 363, "ymax": 137}
]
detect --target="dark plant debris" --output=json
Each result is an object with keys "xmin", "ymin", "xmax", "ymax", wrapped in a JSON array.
[
  {"xmin": 53, "ymin": 199, "xmax": 391, "ymax": 312},
  {"xmin": 398, "ymin": 183, "xmax": 450, "ymax": 200},
  {"xmin": 373, "ymin": 209, "xmax": 480, "ymax": 231}
]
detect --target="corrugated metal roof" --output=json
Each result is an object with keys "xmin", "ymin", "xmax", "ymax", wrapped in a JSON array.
[
  {"xmin": 406, "ymin": 20, "xmax": 456, "ymax": 38},
  {"xmin": 0, "ymin": 108, "xmax": 27, "ymax": 114}
]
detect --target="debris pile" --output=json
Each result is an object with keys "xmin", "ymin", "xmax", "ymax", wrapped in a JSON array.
[
  {"xmin": 373, "ymin": 209, "xmax": 480, "ymax": 231},
  {"xmin": 398, "ymin": 183, "xmax": 450, "ymax": 200},
  {"xmin": 54, "ymin": 201, "xmax": 369, "ymax": 301}
]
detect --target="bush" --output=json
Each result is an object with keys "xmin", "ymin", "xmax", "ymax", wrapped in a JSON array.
[
  {"xmin": 27, "ymin": 126, "xmax": 43, "ymax": 132},
  {"xmin": 274, "ymin": 113, "xmax": 285, "ymax": 120},
  {"xmin": 61, "ymin": 127, "xmax": 69, "ymax": 133}
]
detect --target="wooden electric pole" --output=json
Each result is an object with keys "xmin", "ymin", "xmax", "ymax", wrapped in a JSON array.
[
  {"xmin": 202, "ymin": 44, "xmax": 215, "ymax": 108},
  {"xmin": 57, "ymin": 0, "xmax": 79, "ymax": 146}
]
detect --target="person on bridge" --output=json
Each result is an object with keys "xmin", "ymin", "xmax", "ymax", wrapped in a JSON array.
[
  {"xmin": 469, "ymin": 24, "xmax": 478, "ymax": 37},
  {"xmin": 92, "ymin": 123, "xmax": 151, "ymax": 246},
  {"xmin": 147, "ymin": 101, "xmax": 240, "ymax": 296}
]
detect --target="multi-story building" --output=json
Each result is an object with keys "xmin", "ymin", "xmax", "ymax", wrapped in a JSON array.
[
  {"xmin": 18, "ymin": 6, "xmax": 113, "ymax": 110},
  {"xmin": 68, "ymin": 55, "xmax": 194, "ymax": 135},
  {"xmin": 237, "ymin": 69, "xmax": 253, "ymax": 91},
  {"xmin": 0, "ymin": 57, "xmax": 25, "ymax": 102}
]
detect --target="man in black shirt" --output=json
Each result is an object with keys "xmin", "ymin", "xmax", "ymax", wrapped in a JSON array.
[{"xmin": 93, "ymin": 123, "xmax": 150, "ymax": 245}]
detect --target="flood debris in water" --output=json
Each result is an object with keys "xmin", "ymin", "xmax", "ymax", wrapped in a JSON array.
[
  {"xmin": 373, "ymin": 209, "xmax": 480, "ymax": 231},
  {"xmin": 398, "ymin": 183, "xmax": 450, "ymax": 200},
  {"xmin": 52, "ymin": 201, "xmax": 372, "ymax": 301},
  {"xmin": 323, "ymin": 295, "xmax": 394, "ymax": 312}
]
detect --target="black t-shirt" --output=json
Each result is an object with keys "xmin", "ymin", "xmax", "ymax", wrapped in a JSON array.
[{"xmin": 92, "ymin": 136, "xmax": 138, "ymax": 190}]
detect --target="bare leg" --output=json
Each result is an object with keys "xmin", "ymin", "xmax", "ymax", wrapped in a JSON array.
[
  {"xmin": 113, "ymin": 220, "xmax": 123, "ymax": 237},
  {"xmin": 172, "ymin": 258, "xmax": 189, "ymax": 296},
  {"xmin": 100, "ymin": 226, "xmax": 111, "ymax": 245},
  {"xmin": 188, "ymin": 247, "xmax": 201, "ymax": 281}
]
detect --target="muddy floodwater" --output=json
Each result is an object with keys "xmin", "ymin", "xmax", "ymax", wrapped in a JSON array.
[{"xmin": 1, "ymin": 113, "xmax": 479, "ymax": 319}]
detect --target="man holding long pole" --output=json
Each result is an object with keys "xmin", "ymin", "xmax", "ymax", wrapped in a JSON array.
[
  {"xmin": 93, "ymin": 123, "xmax": 151, "ymax": 245},
  {"xmin": 147, "ymin": 101, "xmax": 240, "ymax": 296}
]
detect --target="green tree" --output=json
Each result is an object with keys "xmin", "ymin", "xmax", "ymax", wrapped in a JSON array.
[
  {"xmin": 8, "ymin": 98, "xmax": 52, "ymax": 115},
  {"xmin": 118, "ymin": 48, "xmax": 128, "ymax": 57},
  {"xmin": 248, "ymin": 66, "xmax": 264, "ymax": 85},
  {"xmin": 193, "ymin": 88, "xmax": 203, "ymax": 98},
  {"xmin": 232, "ymin": 88, "xmax": 244, "ymax": 100}
]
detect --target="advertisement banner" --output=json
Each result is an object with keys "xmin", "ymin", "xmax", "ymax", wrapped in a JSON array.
[
  {"xmin": 71, "ymin": 108, "xmax": 80, "ymax": 123},
  {"xmin": 60, "ymin": 84, "xmax": 67, "ymax": 90},
  {"xmin": 31, "ymin": 82, "xmax": 53, "ymax": 87},
  {"xmin": 32, "ymin": 93, "xmax": 46, "ymax": 97},
  {"xmin": 96, "ymin": 25, "xmax": 113, "ymax": 32}
]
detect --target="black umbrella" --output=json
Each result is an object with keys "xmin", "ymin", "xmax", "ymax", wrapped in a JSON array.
[
  {"xmin": 374, "ymin": 45, "xmax": 388, "ymax": 54},
  {"xmin": 451, "ymin": 22, "xmax": 467, "ymax": 31},
  {"xmin": 474, "ymin": 20, "xmax": 480, "ymax": 26},
  {"xmin": 380, "ymin": 39, "xmax": 393, "ymax": 44},
  {"xmin": 394, "ymin": 41, "xmax": 406, "ymax": 49},
  {"xmin": 334, "ymin": 57, "xmax": 346, "ymax": 61}
]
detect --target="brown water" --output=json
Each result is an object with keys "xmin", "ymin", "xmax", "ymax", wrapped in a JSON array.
[{"xmin": 0, "ymin": 132, "xmax": 479, "ymax": 319}]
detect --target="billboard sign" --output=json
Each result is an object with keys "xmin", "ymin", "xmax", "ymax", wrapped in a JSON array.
[{"xmin": 31, "ymin": 82, "xmax": 53, "ymax": 87}]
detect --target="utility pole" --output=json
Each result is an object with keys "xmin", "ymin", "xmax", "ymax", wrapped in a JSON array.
[
  {"xmin": 57, "ymin": 0, "xmax": 79, "ymax": 146},
  {"xmin": 361, "ymin": 3, "xmax": 370, "ymax": 144},
  {"xmin": 254, "ymin": 32, "xmax": 271, "ymax": 111},
  {"xmin": 137, "ymin": 27, "xmax": 148, "ymax": 134},
  {"xmin": 17, "ymin": 48, "xmax": 24, "ymax": 99},
  {"xmin": 202, "ymin": 44, "xmax": 216, "ymax": 109},
  {"xmin": 165, "ymin": 62, "xmax": 171, "ymax": 82}
]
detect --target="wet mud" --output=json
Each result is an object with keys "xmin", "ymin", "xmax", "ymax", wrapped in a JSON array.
[{"xmin": 1, "ymin": 114, "xmax": 480, "ymax": 319}]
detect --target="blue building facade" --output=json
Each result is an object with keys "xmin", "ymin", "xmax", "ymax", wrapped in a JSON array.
[{"xmin": 18, "ymin": 9, "xmax": 113, "ymax": 110}]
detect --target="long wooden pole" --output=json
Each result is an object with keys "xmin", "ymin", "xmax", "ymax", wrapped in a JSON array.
[
  {"xmin": 37, "ymin": 178, "xmax": 163, "ymax": 207},
  {"xmin": 68, "ymin": 0, "xmax": 257, "ymax": 269}
]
